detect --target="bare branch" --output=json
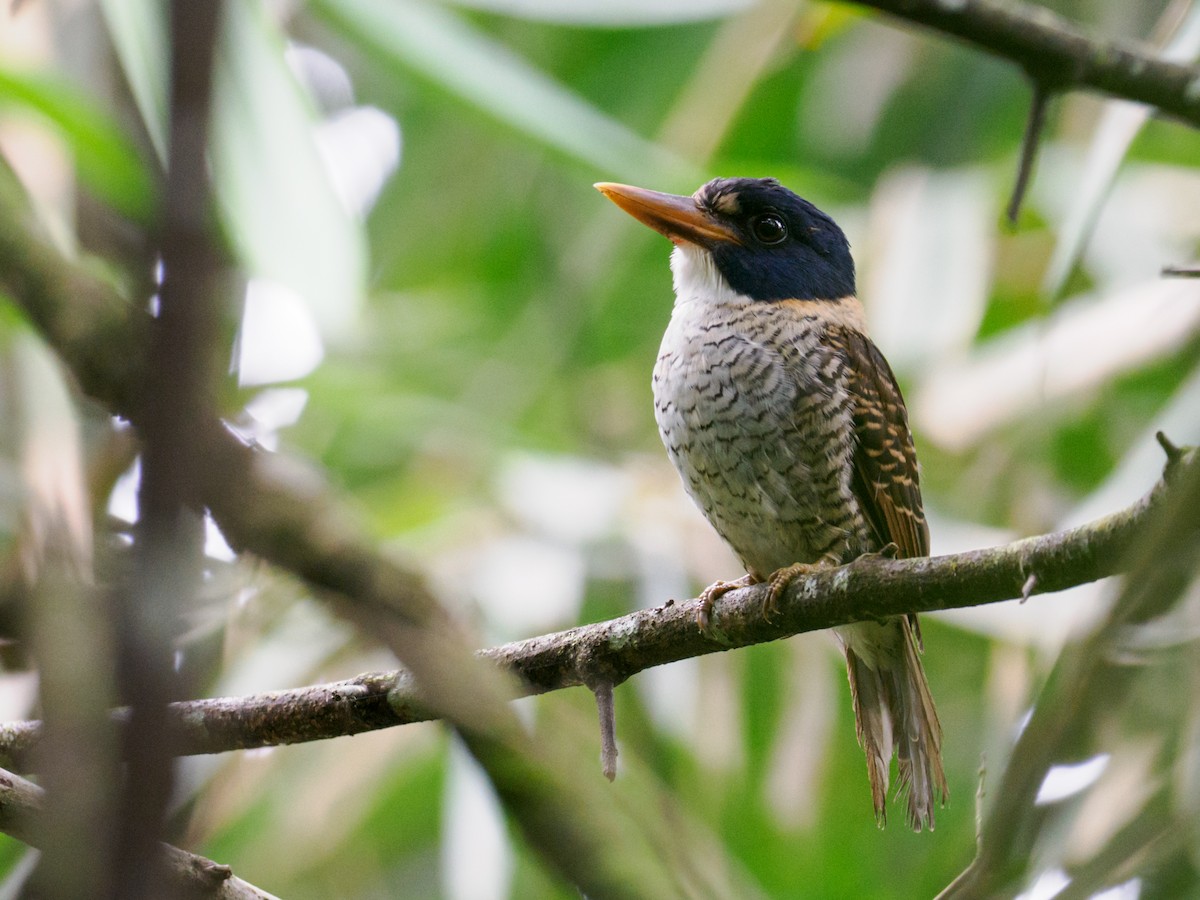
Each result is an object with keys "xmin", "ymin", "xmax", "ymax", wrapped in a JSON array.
[
  {"xmin": 485, "ymin": 446, "xmax": 1186, "ymax": 692},
  {"xmin": 849, "ymin": 0, "xmax": 1200, "ymax": 127},
  {"xmin": 0, "ymin": 767, "xmax": 278, "ymax": 898}
]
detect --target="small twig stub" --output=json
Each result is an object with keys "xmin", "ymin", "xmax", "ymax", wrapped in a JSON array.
[
  {"xmin": 1007, "ymin": 82, "xmax": 1052, "ymax": 226},
  {"xmin": 593, "ymin": 682, "xmax": 618, "ymax": 782},
  {"xmin": 1020, "ymin": 574, "xmax": 1038, "ymax": 603},
  {"xmin": 1162, "ymin": 264, "xmax": 1200, "ymax": 278}
]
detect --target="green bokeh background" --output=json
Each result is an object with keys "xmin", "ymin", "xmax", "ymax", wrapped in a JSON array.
[{"xmin": 1, "ymin": 0, "xmax": 1198, "ymax": 896}]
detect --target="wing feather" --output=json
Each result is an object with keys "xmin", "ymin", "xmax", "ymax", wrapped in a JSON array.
[
  {"xmin": 835, "ymin": 328, "xmax": 928, "ymax": 559},
  {"xmin": 834, "ymin": 327, "xmax": 928, "ymax": 644}
]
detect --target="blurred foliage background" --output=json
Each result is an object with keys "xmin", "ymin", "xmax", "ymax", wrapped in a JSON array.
[{"xmin": 0, "ymin": 0, "xmax": 1199, "ymax": 897}]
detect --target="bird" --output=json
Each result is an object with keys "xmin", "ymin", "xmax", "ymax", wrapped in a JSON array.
[{"xmin": 595, "ymin": 177, "xmax": 947, "ymax": 831}]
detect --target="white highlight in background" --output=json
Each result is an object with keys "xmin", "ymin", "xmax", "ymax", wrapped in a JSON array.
[
  {"xmin": 315, "ymin": 106, "xmax": 402, "ymax": 219},
  {"xmin": 1035, "ymin": 754, "xmax": 1110, "ymax": 805},
  {"xmin": 236, "ymin": 279, "xmax": 325, "ymax": 387},
  {"xmin": 443, "ymin": 739, "xmax": 512, "ymax": 900}
]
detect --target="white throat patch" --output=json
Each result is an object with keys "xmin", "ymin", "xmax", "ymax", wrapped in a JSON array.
[{"xmin": 669, "ymin": 243, "xmax": 747, "ymax": 308}]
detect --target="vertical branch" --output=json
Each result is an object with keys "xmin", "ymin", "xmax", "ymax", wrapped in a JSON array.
[
  {"xmin": 116, "ymin": 2, "xmax": 224, "ymax": 897},
  {"xmin": 593, "ymin": 681, "xmax": 618, "ymax": 781},
  {"xmin": 1006, "ymin": 80, "xmax": 1052, "ymax": 226}
]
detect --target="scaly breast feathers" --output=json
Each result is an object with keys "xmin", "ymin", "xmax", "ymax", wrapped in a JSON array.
[{"xmin": 652, "ymin": 308, "xmax": 866, "ymax": 578}]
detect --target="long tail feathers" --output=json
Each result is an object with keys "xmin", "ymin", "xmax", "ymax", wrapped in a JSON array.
[{"xmin": 843, "ymin": 618, "xmax": 947, "ymax": 831}]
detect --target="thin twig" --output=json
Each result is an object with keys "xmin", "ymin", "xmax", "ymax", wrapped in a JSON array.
[
  {"xmin": 1162, "ymin": 264, "xmax": 1200, "ymax": 277},
  {"xmin": 1019, "ymin": 573, "xmax": 1038, "ymax": 603},
  {"xmin": 1156, "ymin": 430, "xmax": 1184, "ymax": 466},
  {"xmin": 1007, "ymin": 81, "xmax": 1052, "ymax": 225},
  {"xmin": 594, "ymin": 682, "xmax": 618, "ymax": 782}
]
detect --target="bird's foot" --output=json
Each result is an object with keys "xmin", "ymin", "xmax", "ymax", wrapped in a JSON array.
[
  {"xmin": 856, "ymin": 542, "xmax": 900, "ymax": 563},
  {"xmin": 763, "ymin": 555, "xmax": 842, "ymax": 618},
  {"xmin": 697, "ymin": 574, "xmax": 756, "ymax": 632}
]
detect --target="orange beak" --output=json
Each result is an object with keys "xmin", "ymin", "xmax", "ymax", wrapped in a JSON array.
[{"xmin": 594, "ymin": 182, "xmax": 741, "ymax": 247}]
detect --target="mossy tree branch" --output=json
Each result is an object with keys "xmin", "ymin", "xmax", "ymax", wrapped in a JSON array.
[{"xmin": 0, "ymin": 443, "xmax": 1190, "ymax": 770}]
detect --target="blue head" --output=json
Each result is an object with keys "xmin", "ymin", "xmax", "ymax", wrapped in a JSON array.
[{"xmin": 596, "ymin": 177, "xmax": 856, "ymax": 302}]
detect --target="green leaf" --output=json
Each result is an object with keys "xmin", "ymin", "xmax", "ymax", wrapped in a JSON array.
[
  {"xmin": 212, "ymin": 0, "xmax": 367, "ymax": 339},
  {"xmin": 99, "ymin": 0, "xmax": 169, "ymax": 164},
  {"xmin": 309, "ymin": 0, "xmax": 692, "ymax": 185},
  {"xmin": 0, "ymin": 67, "xmax": 156, "ymax": 223},
  {"xmin": 440, "ymin": 0, "xmax": 750, "ymax": 26}
]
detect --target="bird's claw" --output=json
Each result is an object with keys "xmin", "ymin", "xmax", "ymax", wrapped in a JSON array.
[
  {"xmin": 700, "ymin": 556, "xmax": 846, "ymax": 629},
  {"xmin": 697, "ymin": 575, "xmax": 755, "ymax": 632},
  {"xmin": 848, "ymin": 544, "xmax": 899, "ymax": 566},
  {"xmin": 762, "ymin": 563, "xmax": 817, "ymax": 618},
  {"xmin": 762, "ymin": 555, "xmax": 844, "ymax": 617}
]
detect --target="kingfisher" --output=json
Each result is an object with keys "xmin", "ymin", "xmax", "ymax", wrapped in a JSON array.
[{"xmin": 596, "ymin": 177, "xmax": 947, "ymax": 830}]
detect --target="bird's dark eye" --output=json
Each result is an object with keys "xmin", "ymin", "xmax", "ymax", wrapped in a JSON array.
[{"xmin": 751, "ymin": 213, "xmax": 787, "ymax": 245}]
